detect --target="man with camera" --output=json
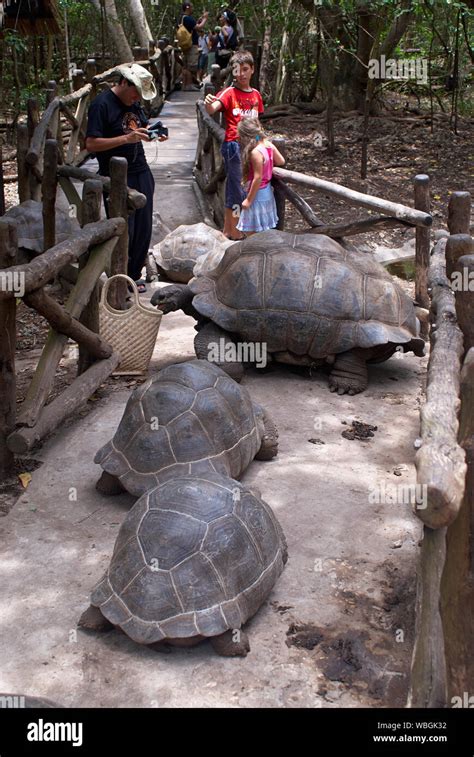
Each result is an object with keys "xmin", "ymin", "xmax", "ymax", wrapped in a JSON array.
[{"xmin": 85, "ymin": 64, "xmax": 168, "ymax": 292}]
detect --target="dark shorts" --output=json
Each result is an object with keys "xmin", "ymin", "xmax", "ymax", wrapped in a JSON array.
[
  {"xmin": 198, "ymin": 53, "xmax": 208, "ymax": 71},
  {"xmin": 221, "ymin": 140, "xmax": 245, "ymax": 209}
]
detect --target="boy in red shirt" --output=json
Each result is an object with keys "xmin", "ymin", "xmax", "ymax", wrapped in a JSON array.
[{"xmin": 204, "ymin": 51, "xmax": 264, "ymax": 239}]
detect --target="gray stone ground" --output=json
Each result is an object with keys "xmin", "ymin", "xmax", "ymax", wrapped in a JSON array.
[{"xmin": 0, "ymin": 90, "xmax": 425, "ymax": 708}]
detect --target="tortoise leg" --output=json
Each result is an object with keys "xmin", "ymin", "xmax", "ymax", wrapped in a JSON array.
[
  {"xmin": 210, "ymin": 629, "xmax": 250, "ymax": 657},
  {"xmin": 329, "ymin": 350, "xmax": 369, "ymax": 395},
  {"xmin": 150, "ymin": 283, "xmax": 193, "ymax": 314},
  {"xmin": 96, "ymin": 471, "xmax": 125, "ymax": 496},
  {"xmin": 255, "ymin": 407, "xmax": 279, "ymax": 460},
  {"xmin": 194, "ymin": 322, "xmax": 245, "ymax": 383},
  {"xmin": 78, "ymin": 605, "xmax": 114, "ymax": 632}
]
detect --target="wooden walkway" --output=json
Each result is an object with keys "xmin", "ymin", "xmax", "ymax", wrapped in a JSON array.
[{"xmin": 144, "ymin": 89, "xmax": 203, "ymax": 242}]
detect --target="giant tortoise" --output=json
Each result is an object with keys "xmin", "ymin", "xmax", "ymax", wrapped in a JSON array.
[
  {"xmin": 4, "ymin": 200, "xmax": 80, "ymax": 257},
  {"xmin": 149, "ymin": 222, "xmax": 231, "ymax": 283},
  {"xmin": 95, "ymin": 359, "xmax": 278, "ymax": 497},
  {"xmin": 151, "ymin": 231, "xmax": 425, "ymax": 394},
  {"xmin": 79, "ymin": 472, "xmax": 287, "ymax": 656}
]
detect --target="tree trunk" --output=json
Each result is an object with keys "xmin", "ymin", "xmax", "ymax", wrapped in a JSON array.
[
  {"xmin": 275, "ymin": 0, "xmax": 292, "ymax": 104},
  {"xmin": 90, "ymin": 0, "xmax": 132, "ymax": 63},
  {"xmin": 127, "ymin": 0, "xmax": 153, "ymax": 49},
  {"xmin": 259, "ymin": 0, "xmax": 272, "ymax": 102}
]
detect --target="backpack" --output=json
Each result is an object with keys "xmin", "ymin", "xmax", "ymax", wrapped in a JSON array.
[{"xmin": 177, "ymin": 16, "xmax": 193, "ymax": 52}]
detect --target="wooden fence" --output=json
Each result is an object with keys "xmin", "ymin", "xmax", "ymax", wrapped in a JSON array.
[
  {"xmin": 408, "ymin": 192, "xmax": 473, "ymax": 707},
  {"xmin": 0, "ymin": 43, "xmax": 182, "ymax": 476}
]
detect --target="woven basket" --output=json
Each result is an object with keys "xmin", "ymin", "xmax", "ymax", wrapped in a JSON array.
[{"xmin": 99, "ymin": 275, "xmax": 162, "ymax": 376}]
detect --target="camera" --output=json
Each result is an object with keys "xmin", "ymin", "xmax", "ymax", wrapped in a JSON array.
[{"xmin": 147, "ymin": 120, "xmax": 169, "ymax": 140}]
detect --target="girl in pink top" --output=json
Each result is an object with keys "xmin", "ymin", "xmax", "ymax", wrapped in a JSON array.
[{"xmin": 236, "ymin": 118, "xmax": 286, "ymax": 236}]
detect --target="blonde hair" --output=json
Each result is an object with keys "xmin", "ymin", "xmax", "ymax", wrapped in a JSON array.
[{"xmin": 237, "ymin": 118, "xmax": 266, "ymax": 183}]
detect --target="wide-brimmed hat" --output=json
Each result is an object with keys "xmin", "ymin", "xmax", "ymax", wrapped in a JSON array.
[{"xmin": 115, "ymin": 64, "xmax": 157, "ymax": 101}]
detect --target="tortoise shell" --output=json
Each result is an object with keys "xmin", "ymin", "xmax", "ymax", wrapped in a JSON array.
[
  {"xmin": 151, "ymin": 222, "xmax": 230, "ymax": 283},
  {"xmin": 189, "ymin": 230, "xmax": 425, "ymax": 360},
  {"xmin": 95, "ymin": 360, "xmax": 269, "ymax": 497},
  {"xmin": 4, "ymin": 200, "xmax": 80, "ymax": 253},
  {"xmin": 90, "ymin": 473, "xmax": 288, "ymax": 644}
]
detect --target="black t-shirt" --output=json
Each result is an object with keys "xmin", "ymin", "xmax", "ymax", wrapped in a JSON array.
[
  {"xmin": 86, "ymin": 88, "xmax": 148, "ymax": 176},
  {"xmin": 182, "ymin": 14, "xmax": 198, "ymax": 46}
]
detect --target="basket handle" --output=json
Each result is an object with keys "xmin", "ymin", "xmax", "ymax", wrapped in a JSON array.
[{"xmin": 100, "ymin": 274, "xmax": 140, "ymax": 313}]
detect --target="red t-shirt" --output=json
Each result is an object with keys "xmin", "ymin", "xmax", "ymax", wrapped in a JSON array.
[{"xmin": 217, "ymin": 86, "xmax": 264, "ymax": 142}]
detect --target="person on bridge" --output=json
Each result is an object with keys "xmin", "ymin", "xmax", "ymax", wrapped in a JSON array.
[
  {"xmin": 178, "ymin": 3, "xmax": 209, "ymax": 91},
  {"xmin": 204, "ymin": 51, "xmax": 264, "ymax": 240},
  {"xmin": 85, "ymin": 64, "xmax": 168, "ymax": 293}
]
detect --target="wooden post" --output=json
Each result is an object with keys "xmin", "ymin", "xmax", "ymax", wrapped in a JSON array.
[
  {"xmin": 85, "ymin": 58, "xmax": 97, "ymax": 82},
  {"xmin": 78, "ymin": 179, "xmax": 103, "ymax": 375},
  {"xmin": 0, "ymin": 219, "xmax": 18, "ymax": 476},
  {"xmin": 108, "ymin": 157, "xmax": 129, "ymax": 309},
  {"xmin": 42, "ymin": 140, "xmax": 58, "ymax": 251},
  {"xmin": 272, "ymin": 138, "xmax": 287, "ymax": 230},
  {"xmin": 72, "ymin": 69, "xmax": 86, "ymax": 92},
  {"xmin": 26, "ymin": 97, "xmax": 40, "ymax": 143},
  {"xmin": 454, "ymin": 253, "xmax": 474, "ymax": 354},
  {"xmin": 414, "ymin": 174, "xmax": 431, "ymax": 311},
  {"xmin": 440, "ymin": 347, "xmax": 474, "ymax": 698},
  {"xmin": 448, "ymin": 191, "xmax": 471, "ymax": 235},
  {"xmin": 45, "ymin": 80, "xmax": 57, "ymax": 106},
  {"xmin": 17, "ymin": 124, "xmax": 30, "ymax": 203},
  {"xmin": 27, "ymin": 97, "xmax": 41, "ymax": 201},
  {"xmin": 445, "ymin": 234, "xmax": 474, "ymax": 281},
  {"xmin": 0, "ymin": 145, "xmax": 4, "ymax": 217}
]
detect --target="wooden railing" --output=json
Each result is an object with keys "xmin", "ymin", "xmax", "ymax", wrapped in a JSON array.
[
  {"xmin": 0, "ymin": 44, "xmax": 182, "ymax": 476},
  {"xmin": 0, "ymin": 203, "xmax": 125, "ymax": 467},
  {"xmin": 408, "ymin": 192, "xmax": 474, "ymax": 707},
  {"xmin": 17, "ymin": 41, "xmax": 182, "ymax": 205}
]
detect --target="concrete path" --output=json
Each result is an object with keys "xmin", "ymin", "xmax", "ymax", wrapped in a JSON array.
[
  {"xmin": 0, "ymin": 90, "xmax": 426, "ymax": 709},
  {"xmin": 145, "ymin": 90, "xmax": 203, "ymax": 241}
]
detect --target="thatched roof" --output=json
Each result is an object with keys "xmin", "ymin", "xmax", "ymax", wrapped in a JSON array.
[{"xmin": 2, "ymin": 0, "xmax": 62, "ymax": 36}]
